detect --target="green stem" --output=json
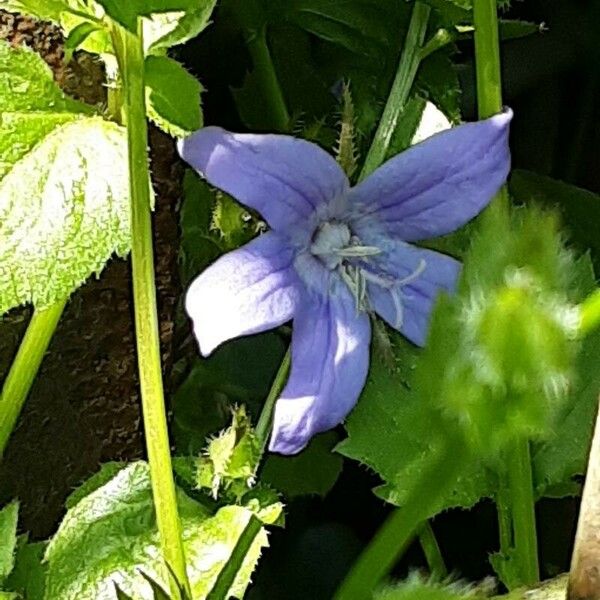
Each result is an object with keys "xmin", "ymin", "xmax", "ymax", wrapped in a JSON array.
[
  {"xmin": 245, "ymin": 26, "xmax": 290, "ymax": 132},
  {"xmin": 507, "ymin": 438, "xmax": 539, "ymax": 586},
  {"xmin": 0, "ymin": 301, "xmax": 66, "ymax": 458},
  {"xmin": 474, "ymin": 2, "xmax": 538, "ymax": 586},
  {"xmin": 496, "ymin": 482, "xmax": 513, "ymax": 555},
  {"xmin": 359, "ymin": 1, "xmax": 431, "ymax": 181},
  {"xmin": 473, "ymin": 0, "xmax": 509, "ymax": 209},
  {"xmin": 118, "ymin": 22, "xmax": 190, "ymax": 596},
  {"xmin": 255, "ymin": 347, "xmax": 291, "ymax": 455},
  {"xmin": 334, "ymin": 435, "xmax": 466, "ymax": 599},
  {"xmin": 418, "ymin": 521, "xmax": 448, "ymax": 579}
]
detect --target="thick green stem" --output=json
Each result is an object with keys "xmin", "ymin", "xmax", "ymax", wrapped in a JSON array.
[
  {"xmin": 418, "ymin": 521, "xmax": 448, "ymax": 579},
  {"xmin": 474, "ymin": 2, "xmax": 538, "ymax": 586},
  {"xmin": 359, "ymin": 1, "xmax": 431, "ymax": 181},
  {"xmin": 580, "ymin": 289, "xmax": 600, "ymax": 335},
  {"xmin": 473, "ymin": 0, "xmax": 510, "ymax": 208},
  {"xmin": 0, "ymin": 301, "xmax": 66, "ymax": 458},
  {"xmin": 507, "ymin": 438, "xmax": 539, "ymax": 585},
  {"xmin": 334, "ymin": 435, "xmax": 466, "ymax": 599},
  {"xmin": 245, "ymin": 26, "xmax": 290, "ymax": 132},
  {"xmin": 118, "ymin": 23, "xmax": 190, "ymax": 596},
  {"xmin": 256, "ymin": 347, "xmax": 291, "ymax": 455}
]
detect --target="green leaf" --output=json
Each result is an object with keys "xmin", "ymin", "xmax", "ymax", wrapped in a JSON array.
[
  {"xmin": 145, "ymin": 56, "xmax": 202, "ymax": 137},
  {"xmin": 44, "ymin": 462, "xmax": 278, "ymax": 599},
  {"xmin": 211, "ymin": 193, "xmax": 264, "ymax": 250},
  {"xmin": 65, "ymin": 462, "xmax": 126, "ymax": 509},
  {"xmin": 338, "ymin": 336, "xmax": 494, "ymax": 518},
  {"xmin": 144, "ymin": 0, "xmax": 217, "ymax": 54},
  {"xmin": 0, "ymin": 116, "xmax": 130, "ymax": 315},
  {"xmin": 0, "ymin": 502, "xmax": 18, "ymax": 584},
  {"xmin": 262, "ymin": 432, "xmax": 343, "ymax": 498},
  {"xmin": 64, "ymin": 21, "xmax": 102, "ymax": 62},
  {"xmin": 0, "ymin": 0, "xmax": 70, "ymax": 22},
  {"xmin": 4, "ymin": 538, "xmax": 47, "ymax": 600},
  {"xmin": 417, "ymin": 50, "xmax": 461, "ymax": 123},
  {"xmin": 0, "ymin": 42, "xmax": 130, "ymax": 315},
  {"xmin": 499, "ymin": 19, "xmax": 543, "ymax": 41}
]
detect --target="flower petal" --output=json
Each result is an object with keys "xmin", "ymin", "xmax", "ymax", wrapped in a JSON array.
[
  {"xmin": 186, "ymin": 232, "xmax": 301, "ymax": 356},
  {"xmin": 363, "ymin": 241, "xmax": 460, "ymax": 346},
  {"xmin": 269, "ymin": 279, "xmax": 371, "ymax": 455},
  {"xmin": 349, "ymin": 109, "xmax": 512, "ymax": 242},
  {"xmin": 178, "ymin": 127, "xmax": 349, "ymax": 232}
]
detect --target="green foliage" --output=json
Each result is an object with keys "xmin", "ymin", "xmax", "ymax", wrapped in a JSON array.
[
  {"xmin": 145, "ymin": 56, "xmax": 202, "ymax": 137},
  {"xmin": 0, "ymin": 0, "xmax": 71, "ymax": 22},
  {"xmin": 262, "ymin": 432, "xmax": 343, "ymax": 498},
  {"xmin": 0, "ymin": 502, "xmax": 18, "ymax": 585},
  {"xmin": 44, "ymin": 462, "xmax": 280, "ymax": 599},
  {"xmin": 0, "ymin": 42, "xmax": 131, "ymax": 315},
  {"xmin": 4, "ymin": 539, "xmax": 46, "ymax": 600},
  {"xmin": 340, "ymin": 205, "xmax": 590, "ymax": 519}
]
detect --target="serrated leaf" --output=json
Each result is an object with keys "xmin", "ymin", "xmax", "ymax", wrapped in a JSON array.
[
  {"xmin": 145, "ymin": 0, "xmax": 217, "ymax": 54},
  {"xmin": 262, "ymin": 432, "xmax": 343, "ymax": 498},
  {"xmin": 44, "ymin": 462, "xmax": 277, "ymax": 599},
  {"xmin": 0, "ymin": 502, "xmax": 18, "ymax": 584},
  {"xmin": 65, "ymin": 462, "xmax": 126, "ymax": 509},
  {"xmin": 0, "ymin": 116, "xmax": 130, "ymax": 315},
  {"xmin": 145, "ymin": 56, "xmax": 202, "ymax": 137},
  {"xmin": 0, "ymin": 42, "xmax": 93, "ymax": 179},
  {"xmin": 338, "ymin": 337, "xmax": 494, "ymax": 517},
  {"xmin": 211, "ymin": 193, "xmax": 263, "ymax": 250}
]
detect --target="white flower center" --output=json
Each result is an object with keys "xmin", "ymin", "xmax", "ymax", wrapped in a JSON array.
[{"xmin": 309, "ymin": 220, "xmax": 426, "ymax": 329}]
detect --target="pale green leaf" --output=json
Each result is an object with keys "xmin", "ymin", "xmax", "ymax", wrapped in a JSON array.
[
  {"xmin": 0, "ymin": 116, "xmax": 130, "ymax": 315},
  {"xmin": 376, "ymin": 574, "xmax": 489, "ymax": 600},
  {"xmin": 4, "ymin": 538, "xmax": 46, "ymax": 600},
  {"xmin": 0, "ymin": 502, "xmax": 18, "ymax": 584},
  {"xmin": 44, "ymin": 462, "xmax": 278, "ymax": 599},
  {"xmin": 144, "ymin": 0, "xmax": 217, "ymax": 54},
  {"xmin": 0, "ymin": 0, "xmax": 70, "ymax": 22},
  {"xmin": 145, "ymin": 56, "xmax": 202, "ymax": 137}
]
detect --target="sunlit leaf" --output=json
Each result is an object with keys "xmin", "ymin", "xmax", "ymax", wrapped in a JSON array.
[
  {"xmin": 145, "ymin": 55, "xmax": 202, "ymax": 137},
  {"xmin": 44, "ymin": 462, "xmax": 278, "ymax": 599},
  {"xmin": 0, "ymin": 502, "xmax": 18, "ymax": 584}
]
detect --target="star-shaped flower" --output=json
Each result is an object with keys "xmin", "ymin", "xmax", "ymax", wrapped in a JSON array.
[{"xmin": 178, "ymin": 109, "xmax": 512, "ymax": 455}]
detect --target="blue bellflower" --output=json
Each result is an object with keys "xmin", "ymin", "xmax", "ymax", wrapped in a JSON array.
[{"xmin": 179, "ymin": 109, "xmax": 512, "ymax": 455}]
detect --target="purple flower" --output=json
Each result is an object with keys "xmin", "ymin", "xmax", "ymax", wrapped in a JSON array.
[{"xmin": 178, "ymin": 109, "xmax": 512, "ymax": 455}]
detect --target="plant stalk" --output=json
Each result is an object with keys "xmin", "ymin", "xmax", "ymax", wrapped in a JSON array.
[
  {"xmin": 473, "ymin": 0, "xmax": 510, "ymax": 209},
  {"xmin": 255, "ymin": 347, "xmax": 291, "ymax": 455},
  {"xmin": 0, "ymin": 301, "xmax": 66, "ymax": 458},
  {"xmin": 118, "ymin": 22, "xmax": 190, "ymax": 596},
  {"xmin": 359, "ymin": 1, "xmax": 431, "ymax": 181},
  {"xmin": 245, "ymin": 26, "xmax": 290, "ymax": 132},
  {"xmin": 419, "ymin": 521, "xmax": 448, "ymax": 579},
  {"xmin": 506, "ymin": 437, "xmax": 539, "ymax": 585},
  {"xmin": 334, "ymin": 435, "xmax": 466, "ymax": 599}
]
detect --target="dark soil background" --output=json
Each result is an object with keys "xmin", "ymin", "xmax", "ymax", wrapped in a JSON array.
[{"xmin": 0, "ymin": 0, "xmax": 598, "ymax": 597}]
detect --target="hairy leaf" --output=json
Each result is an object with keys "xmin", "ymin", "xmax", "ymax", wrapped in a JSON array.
[
  {"xmin": 44, "ymin": 462, "xmax": 278, "ymax": 599},
  {"xmin": 145, "ymin": 56, "xmax": 202, "ymax": 137},
  {"xmin": 0, "ymin": 117, "xmax": 130, "ymax": 315}
]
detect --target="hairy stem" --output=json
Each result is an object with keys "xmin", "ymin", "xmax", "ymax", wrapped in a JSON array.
[
  {"xmin": 0, "ymin": 301, "xmax": 66, "ymax": 458},
  {"xmin": 255, "ymin": 347, "xmax": 291, "ymax": 455},
  {"xmin": 507, "ymin": 438, "xmax": 540, "ymax": 585},
  {"xmin": 118, "ymin": 22, "xmax": 190, "ymax": 596},
  {"xmin": 474, "ymin": 1, "xmax": 538, "ymax": 586},
  {"xmin": 334, "ymin": 434, "xmax": 466, "ymax": 599},
  {"xmin": 359, "ymin": 1, "xmax": 431, "ymax": 181}
]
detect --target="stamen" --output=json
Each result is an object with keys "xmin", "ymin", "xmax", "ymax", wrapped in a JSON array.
[{"xmin": 335, "ymin": 245, "xmax": 381, "ymax": 258}]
